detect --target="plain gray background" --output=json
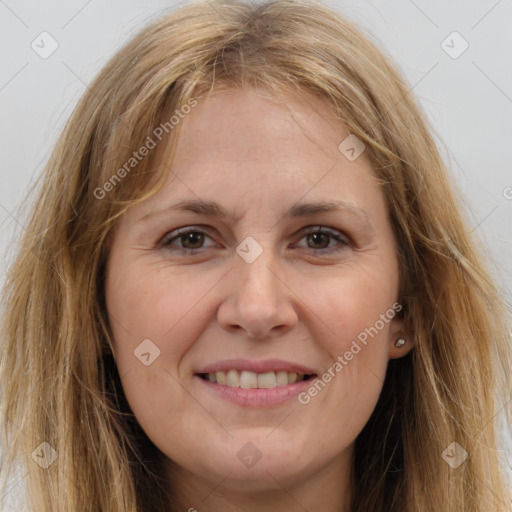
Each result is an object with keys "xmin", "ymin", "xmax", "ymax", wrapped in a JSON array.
[{"xmin": 1, "ymin": 0, "xmax": 511, "ymax": 508}]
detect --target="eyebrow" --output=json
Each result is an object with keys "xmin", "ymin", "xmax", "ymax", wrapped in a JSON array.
[{"xmin": 137, "ymin": 198, "xmax": 373, "ymax": 227}]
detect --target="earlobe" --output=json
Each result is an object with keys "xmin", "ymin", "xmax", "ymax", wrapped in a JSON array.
[{"xmin": 389, "ymin": 335, "xmax": 414, "ymax": 359}]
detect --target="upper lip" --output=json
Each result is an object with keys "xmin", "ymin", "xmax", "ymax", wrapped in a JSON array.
[{"xmin": 195, "ymin": 358, "xmax": 317, "ymax": 375}]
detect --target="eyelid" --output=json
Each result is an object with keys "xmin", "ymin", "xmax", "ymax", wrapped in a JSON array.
[
  {"xmin": 293, "ymin": 226, "xmax": 350, "ymax": 249},
  {"xmin": 158, "ymin": 225, "xmax": 351, "ymax": 254},
  {"xmin": 158, "ymin": 225, "xmax": 217, "ymax": 249}
]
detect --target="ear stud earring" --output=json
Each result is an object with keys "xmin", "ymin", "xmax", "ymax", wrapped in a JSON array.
[{"xmin": 395, "ymin": 338, "xmax": 406, "ymax": 348}]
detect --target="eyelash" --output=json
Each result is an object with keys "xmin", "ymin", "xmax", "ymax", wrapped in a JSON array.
[{"xmin": 159, "ymin": 226, "xmax": 350, "ymax": 255}]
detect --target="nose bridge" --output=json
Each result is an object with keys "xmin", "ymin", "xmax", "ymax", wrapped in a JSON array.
[
  {"xmin": 235, "ymin": 236, "xmax": 281, "ymax": 301},
  {"xmin": 217, "ymin": 234, "xmax": 296, "ymax": 338}
]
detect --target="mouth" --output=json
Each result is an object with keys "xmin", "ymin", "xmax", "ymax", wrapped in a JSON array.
[
  {"xmin": 193, "ymin": 358, "xmax": 319, "ymax": 406},
  {"xmin": 196, "ymin": 370, "xmax": 317, "ymax": 389}
]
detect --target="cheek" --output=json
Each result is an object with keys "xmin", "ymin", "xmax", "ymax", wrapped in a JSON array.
[
  {"xmin": 104, "ymin": 265, "xmax": 208, "ymax": 441},
  {"xmin": 308, "ymin": 265, "xmax": 397, "ymax": 355},
  {"xmin": 105, "ymin": 261, "xmax": 221, "ymax": 372},
  {"xmin": 297, "ymin": 265, "xmax": 396, "ymax": 422}
]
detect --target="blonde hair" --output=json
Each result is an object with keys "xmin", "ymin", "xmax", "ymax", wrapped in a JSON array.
[{"xmin": 1, "ymin": 0, "xmax": 511, "ymax": 510}]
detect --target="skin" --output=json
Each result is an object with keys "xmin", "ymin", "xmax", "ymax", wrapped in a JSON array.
[{"xmin": 104, "ymin": 87, "xmax": 413, "ymax": 512}]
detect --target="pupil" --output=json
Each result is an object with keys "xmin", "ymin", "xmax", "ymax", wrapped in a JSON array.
[
  {"xmin": 309, "ymin": 233, "xmax": 328, "ymax": 249},
  {"xmin": 180, "ymin": 232, "xmax": 329, "ymax": 250},
  {"xmin": 183, "ymin": 232, "xmax": 203, "ymax": 248}
]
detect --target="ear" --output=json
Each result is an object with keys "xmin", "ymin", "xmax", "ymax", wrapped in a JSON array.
[{"xmin": 387, "ymin": 316, "xmax": 414, "ymax": 360}]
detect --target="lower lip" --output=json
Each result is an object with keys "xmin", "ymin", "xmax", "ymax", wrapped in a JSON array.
[{"xmin": 194, "ymin": 375, "xmax": 316, "ymax": 407}]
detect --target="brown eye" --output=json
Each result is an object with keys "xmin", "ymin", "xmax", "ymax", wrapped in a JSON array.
[
  {"xmin": 159, "ymin": 226, "xmax": 349, "ymax": 255},
  {"xmin": 306, "ymin": 232, "xmax": 330, "ymax": 249},
  {"xmin": 179, "ymin": 231, "xmax": 205, "ymax": 249},
  {"xmin": 160, "ymin": 228, "xmax": 214, "ymax": 252},
  {"xmin": 296, "ymin": 227, "xmax": 349, "ymax": 253}
]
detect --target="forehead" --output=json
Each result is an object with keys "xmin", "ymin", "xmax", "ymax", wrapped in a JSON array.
[
  {"xmin": 120, "ymin": 86, "xmax": 387, "ymax": 230},
  {"xmin": 173, "ymin": 87, "xmax": 349, "ymax": 162}
]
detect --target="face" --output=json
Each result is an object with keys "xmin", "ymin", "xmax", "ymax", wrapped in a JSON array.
[{"xmin": 105, "ymin": 87, "xmax": 411, "ymax": 497}]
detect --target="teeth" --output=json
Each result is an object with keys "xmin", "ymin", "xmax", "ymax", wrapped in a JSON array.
[
  {"xmin": 276, "ymin": 371, "xmax": 288, "ymax": 386},
  {"xmin": 240, "ymin": 370, "xmax": 257, "ymax": 388},
  {"xmin": 226, "ymin": 370, "xmax": 239, "ymax": 387},
  {"xmin": 288, "ymin": 372, "xmax": 298, "ymax": 384},
  {"xmin": 204, "ymin": 370, "xmax": 308, "ymax": 388},
  {"xmin": 258, "ymin": 371, "xmax": 276, "ymax": 388}
]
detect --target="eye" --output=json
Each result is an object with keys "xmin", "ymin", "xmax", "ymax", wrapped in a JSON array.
[
  {"xmin": 160, "ymin": 227, "xmax": 216, "ymax": 253},
  {"xmin": 294, "ymin": 226, "xmax": 350, "ymax": 253},
  {"xmin": 159, "ymin": 226, "xmax": 350, "ymax": 254}
]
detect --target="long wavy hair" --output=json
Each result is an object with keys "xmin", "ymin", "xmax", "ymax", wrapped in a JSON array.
[{"xmin": 1, "ymin": 0, "xmax": 511, "ymax": 510}]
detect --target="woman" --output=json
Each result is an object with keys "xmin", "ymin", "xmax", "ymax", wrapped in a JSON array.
[{"xmin": 1, "ymin": 0, "xmax": 511, "ymax": 510}]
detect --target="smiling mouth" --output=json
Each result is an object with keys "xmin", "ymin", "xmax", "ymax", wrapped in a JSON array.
[{"xmin": 197, "ymin": 370, "xmax": 317, "ymax": 389}]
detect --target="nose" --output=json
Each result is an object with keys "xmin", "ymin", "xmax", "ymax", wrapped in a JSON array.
[{"xmin": 217, "ymin": 245, "xmax": 298, "ymax": 339}]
